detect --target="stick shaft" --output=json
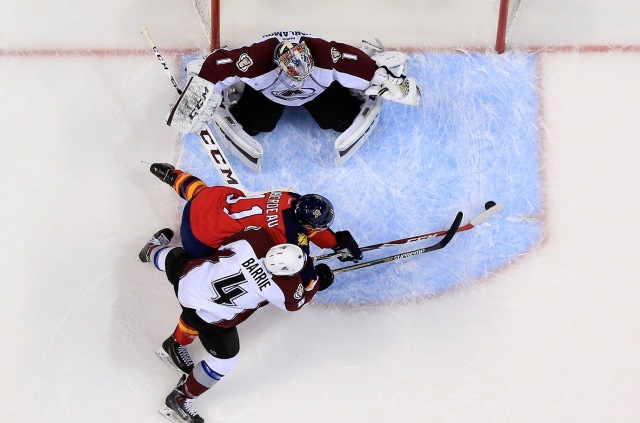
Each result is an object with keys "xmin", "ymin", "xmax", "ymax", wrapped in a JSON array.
[
  {"xmin": 140, "ymin": 26, "xmax": 182, "ymax": 94},
  {"xmin": 314, "ymin": 203, "xmax": 503, "ymax": 261},
  {"xmin": 331, "ymin": 211, "xmax": 463, "ymax": 274}
]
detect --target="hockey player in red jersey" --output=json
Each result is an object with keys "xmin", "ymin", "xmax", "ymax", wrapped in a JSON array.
[
  {"xmin": 139, "ymin": 226, "xmax": 335, "ymax": 423},
  {"xmin": 166, "ymin": 30, "xmax": 421, "ymax": 168},
  {"xmin": 148, "ymin": 162, "xmax": 362, "ymax": 283}
]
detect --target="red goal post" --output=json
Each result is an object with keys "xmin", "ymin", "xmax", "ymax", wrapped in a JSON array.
[
  {"xmin": 495, "ymin": 0, "xmax": 523, "ymax": 53},
  {"xmin": 193, "ymin": 0, "xmax": 522, "ymax": 54},
  {"xmin": 192, "ymin": 0, "xmax": 220, "ymax": 50}
]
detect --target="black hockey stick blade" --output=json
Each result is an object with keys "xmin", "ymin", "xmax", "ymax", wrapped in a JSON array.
[
  {"xmin": 331, "ymin": 211, "xmax": 463, "ymax": 275},
  {"xmin": 433, "ymin": 210, "xmax": 463, "ymax": 250}
]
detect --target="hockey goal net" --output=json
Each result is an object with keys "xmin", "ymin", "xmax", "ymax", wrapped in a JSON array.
[
  {"xmin": 193, "ymin": 0, "xmax": 522, "ymax": 54},
  {"xmin": 192, "ymin": 0, "xmax": 220, "ymax": 50},
  {"xmin": 495, "ymin": 0, "xmax": 523, "ymax": 53}
]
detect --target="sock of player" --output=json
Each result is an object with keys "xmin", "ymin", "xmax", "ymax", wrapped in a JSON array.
[
  {"xmin": 173, "ymin": 172, "xmax": 208, "ymax": 201},
  {"xmin": 182, "ymin": 355, "xmax": 238, "ymax": 397},
  {"xmin": 151, "ymin": 246, "xmax": 176, "ymax": 271},
  {"xmin": 173, "ymin": 317, "xmax": 199, "ymax": 345}
]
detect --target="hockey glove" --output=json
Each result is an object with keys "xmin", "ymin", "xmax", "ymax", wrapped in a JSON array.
[
  {"xmin": 332, "ymin": 230, "xmax": 363, "ymax": 263},
  {"xmin": 166, "ymin": 75, "xmax": 222, "ymax": 134},
  {"xmin": 366, "ymin": 66, "xmax": 421, "ymax": 106},
  {"xmin": 315, "ymin": 264, "xmax": 334, "ymax": 291}
]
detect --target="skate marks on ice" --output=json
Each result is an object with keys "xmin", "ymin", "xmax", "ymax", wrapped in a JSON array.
[{"xmin": 178, "ymin": 51, "xmax": 542, "ymax": 305}]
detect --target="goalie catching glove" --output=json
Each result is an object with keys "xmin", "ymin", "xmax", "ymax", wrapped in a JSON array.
[
  {"xmin": 332, "ymin": 230, "xmax": 363, "ymax": 263},
  {"xmin": 366, "ymin": 66, "xmax": 421, "ymax": 106},
  {"xmin": 166, "ymin": 75, "xmax": 222, "ymax": 134}
]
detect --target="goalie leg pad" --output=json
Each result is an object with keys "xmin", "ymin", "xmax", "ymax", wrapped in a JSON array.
[
  {"xmin": 213, "ymin": 105, "xmax": 264, "ymax": 172},
  {"xmin": 334, "ymin": 95, "xmax": 382, "ymax": 165}
]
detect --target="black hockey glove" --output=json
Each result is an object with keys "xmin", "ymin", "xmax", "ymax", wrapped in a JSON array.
[
  {"xmin": 315, "ymin": 264, "xmax": 334, "ymax": 291},
  {"xmin": 332, "ymin": 230, "xmax": 363, "ymax": 263}
]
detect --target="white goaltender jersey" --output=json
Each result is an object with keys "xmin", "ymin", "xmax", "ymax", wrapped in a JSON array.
[
  {"xmin": 175, "ymin": 231, "xmax": 318, "ymax": 328},
  {"xmin": 197, "ymin": 30, "xmax": 381, "ymax": 107}
]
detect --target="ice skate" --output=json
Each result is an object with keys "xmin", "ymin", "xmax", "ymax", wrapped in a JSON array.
[
  {"xmin": 156, "ymin": 336, "xmax": 194, "ymax": 375},
  {"xmin": 138, "ymin": 228, "xmax": 174, "ymax": 262},
  {"xmin": 159, "ymin": 375, "xmax": 204, "ymax": 423},
  {"xmin": 151, "ymin": 163, "xmax": 178, "ymax": 185}
]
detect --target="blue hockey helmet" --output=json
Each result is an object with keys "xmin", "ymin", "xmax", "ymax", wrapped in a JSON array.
[{"xmin": 294, "ymin": 194, "xmax": 335, "ymax": 231}]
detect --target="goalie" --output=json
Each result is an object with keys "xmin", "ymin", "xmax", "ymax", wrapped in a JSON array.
[{"xmin": 166, "ymin": 29, "xmax": 421, "ymax": 170}]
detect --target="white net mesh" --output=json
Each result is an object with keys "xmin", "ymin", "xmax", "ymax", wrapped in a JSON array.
[
  {"xmin": 192, "ymin": 0, "xmax": 212, "ymax": 47},
  {"xmin": 506, "ymin": 0, "xmax": 523, "ymax": 40}
]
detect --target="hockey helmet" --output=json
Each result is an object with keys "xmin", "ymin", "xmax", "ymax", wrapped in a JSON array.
[
  {"xmin": 274, "ymin": 41, "xmax": 314, "ymax": 81},
  {"xmin": 294, "ymin": 194, "xmax": 335, "ymax": 231},
  {"xmin": 264, "ymin": 244, "xmax": 307, "ymax": 276}
]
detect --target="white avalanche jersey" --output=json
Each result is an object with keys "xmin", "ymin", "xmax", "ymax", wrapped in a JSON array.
[
  {"xmin": 176, "ymin": 234, "xmax": 316, "ymax": 328},
  {"xmin": 198, "ymin": 30, "xmax": 380, "ymax": 106}
]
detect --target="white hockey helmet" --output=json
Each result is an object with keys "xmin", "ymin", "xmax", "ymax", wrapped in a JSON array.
[
  {"xmin": 264, "ymin": 244, "xmax": 307, "ymax": 276},
  {"xmin": 274, "ymin": 41, "xmax": 314, "ymax": 82}
]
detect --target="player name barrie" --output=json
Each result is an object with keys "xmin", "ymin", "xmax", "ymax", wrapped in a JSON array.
[{"xmin": 242, "ymin": 257, "xmax": 271, "ymax": 291}]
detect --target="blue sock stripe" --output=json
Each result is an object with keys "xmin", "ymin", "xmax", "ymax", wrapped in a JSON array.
[
  {"xmin": 201, "ymin": 361, "xmax": 224, "ymax": 381},
  {"xmin": 152, "ymin": 246, "xmax": 171, "ymax": 270}
]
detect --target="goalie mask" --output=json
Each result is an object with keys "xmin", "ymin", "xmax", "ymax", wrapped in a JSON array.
[
  {"xmin": 264, "ymin": 244, "xmax": 307, "ymax": 276},
  {"xmin": 274, "ymin": 41, "xmax": 314, "ymax": 83}
]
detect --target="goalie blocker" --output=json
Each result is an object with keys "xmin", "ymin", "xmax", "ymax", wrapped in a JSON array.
[{"xmin": 166, "ymin": 75, "xmax": 222, "ymax": 134}]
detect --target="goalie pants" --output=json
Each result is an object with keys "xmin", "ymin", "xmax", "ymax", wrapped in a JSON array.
[
  {"xmin": 164, "ymin": 247, "xmax": 240, "ymax": 359},
  {"xmin": 231, "ymin": 81, "xmax": 363, "ymax": 135}
]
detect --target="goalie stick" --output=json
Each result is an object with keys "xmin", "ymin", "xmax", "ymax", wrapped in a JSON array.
[
  {"xmin": 315, "ymin": 202, "xmax": 504, "ymax": 262},
  {"xmin": 139, "ymin": 25, "xmax": 247, "ymax": 192},
  {"xmin": 330, "ymin": 211, "xmax": 463, "ymax": 275}
]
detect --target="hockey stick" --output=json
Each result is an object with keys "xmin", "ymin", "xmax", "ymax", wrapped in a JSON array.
[
  {"xmin": 330, "ymin": 211, "xmax": 463, "ymax": 275},
  {"xmin": 315, "ymin": 202, "xmax": 504, "ymax": 262},
  {"xmin": 140, "ymin": 26, "xmax": 182, "ymax": 95},
  {"xmin": 139, "ymin": 25, "xmax": 247, "ymax": 191}
]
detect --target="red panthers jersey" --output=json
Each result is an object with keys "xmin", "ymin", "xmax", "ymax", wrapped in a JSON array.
[{"xmin": 188, "ymin": 186, "xmax": 338, "ymax": 251}]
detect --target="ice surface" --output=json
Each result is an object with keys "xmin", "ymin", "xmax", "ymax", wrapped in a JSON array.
[
  {"xmin": 177, "ymin": 52, "xmax": 543, "ymax": 305},
  {"xmin": 2, "ymin": 1, "xmax": 640, "ymax": 422}
]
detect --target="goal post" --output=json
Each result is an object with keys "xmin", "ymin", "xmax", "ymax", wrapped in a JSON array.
[
  {"xmin": 192, "ymin": 0, "xmax": 522, "ymax": 54},
  {"xmin": 495, "ymin": 0, "xmax": 523, "ymax": 53}
]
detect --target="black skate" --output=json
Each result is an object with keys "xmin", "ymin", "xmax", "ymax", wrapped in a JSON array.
[
  {"xmin": 156, "ymin": 336, "xmax": 194, "ymax": 375},
  {"xmin": 159, "ymin": 375, "xmax": 204, "ymax": 423},
  {"xmin": 139, "ymin": 228, "xmax": 174, "ymax": 262},
  {"xmin": 151, "ymin": 163, "xmax": 178, "ymax": 186}
]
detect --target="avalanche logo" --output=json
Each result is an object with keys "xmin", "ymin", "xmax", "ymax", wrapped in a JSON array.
[
  {"xmin": 236, "ymin": 53, "xmax": 253, "ymax": 72},
  {"xmin": 271, "ymin": 88, "xmax": 316, "ymax": 101},
  {"xmin": 330, "ymin": 47, "xmax": 341, "ymax": 63}
]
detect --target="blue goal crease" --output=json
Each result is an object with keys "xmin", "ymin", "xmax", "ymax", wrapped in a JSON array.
[{"xmin": 178, "ymin": 51, "xmax": 542, "ymax": 306}]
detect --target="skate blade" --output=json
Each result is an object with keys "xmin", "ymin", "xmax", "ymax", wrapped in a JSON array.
[
  {"xmin": 159, "ymin": 406, "xmax": 187, "ymax": 423},
  {"xmin": 155, "ymin": 348, "xmax": 188, "ymax": 375}
]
